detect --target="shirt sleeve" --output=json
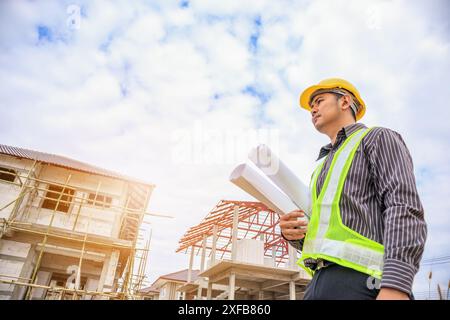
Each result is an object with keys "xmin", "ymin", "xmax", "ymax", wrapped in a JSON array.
[
  {"xmin": 368, "ymin": 128, "xmax": 427, "ymax": 296},
  {"xmin": 280, "ymin": 230, "xmax": 304, "ymax": 252}
]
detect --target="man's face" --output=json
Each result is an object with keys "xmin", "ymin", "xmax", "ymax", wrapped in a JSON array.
[{"xmin": 310, "ymin": 92, "xmax": 341, "ymax": 132}]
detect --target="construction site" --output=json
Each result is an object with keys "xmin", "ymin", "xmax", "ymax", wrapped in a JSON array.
[
  {"xmin": 2, "ymin": 143, "xmax": 445, "ymax": 301},
  {"xmin": 174, "ymin": 200, "xmax": 310, "ymax": 300},
  {"xmin": 0, "ymin": 144, "xmax": 311, "ymax": 300},
  {"xmin": 0, "ymin": 144, "xmax": 158, "ymax": 300},
  {"xmin": 138, "ymin": 200, "xmax": 311, "ymax": 300}
]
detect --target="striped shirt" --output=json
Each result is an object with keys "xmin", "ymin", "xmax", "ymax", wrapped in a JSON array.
[{"xmin": 285, "ymin": 123, "xmax": 427, "ymax": 296}]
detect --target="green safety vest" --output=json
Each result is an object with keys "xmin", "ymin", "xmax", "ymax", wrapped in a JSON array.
[{"xmin": 297, "ymin": 127, "xmax": 384, "ymax": 279}]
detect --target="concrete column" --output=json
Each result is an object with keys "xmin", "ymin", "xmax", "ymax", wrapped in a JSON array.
[
  {"xmin": 97, "ymin": 256, "xmax": 109, "ymax": 293},
  {"xmin": 206, "ymin": 281, "xmax": 213, "ymax": 300},
  {"xmin": 272, "ymin": 245, "xmax": 277, "ymax": 266},
  {"xmin": 97, "ymin": 250, "xmax": 120, "ymax": 297},
  {"xmin": 288, "ymin": 243, "xmax": 297, "ymax": 269},
  {"xmin": 231, "ymin": 206, "xmax": 239, "ymax": 261},
  {"xmin": 187, "ymin": 246, "xmax": 195, "ymax": 283},
  {"xmin": 211, "ymin": 224, "xmax": 218, "ymax": 265},
  {"xmin": 229, "ymin": 272, "xmax": 236, "ymax": 300},
  {"xmin": 258, "ymin": 290, "xmax": 264, "ymax": 300},
  {"xmin": 200, "ymin": 235, "xmax": 206, "ymax": 272},
  {"xmin": 289, "ymin": 280, "xmax": 296, "ymax": 300},
  {"xmin": 196, "ymin": 284, "xmax": 203, "ymax": 300},
  {"xmin": 11, "ymin": 243, "xmax": 35, "ymax": 300},
  {"xmin": 196, "ymin": 235, "xmax": 207, "ymax": 299}
]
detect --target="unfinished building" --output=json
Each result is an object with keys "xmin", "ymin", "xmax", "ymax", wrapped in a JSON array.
[
  {"xmin": 139, "ymin": 269, "xmax": 201, "ymax": 300},
  {"xmin": 176, "ymin": 200, "xmax": 311, "ymax": 300},
  {"xmin": 0, "ymin": 144, "xmax": 154, "ymax": 299}
]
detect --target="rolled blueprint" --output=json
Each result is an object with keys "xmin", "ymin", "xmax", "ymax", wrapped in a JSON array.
[
  {"xmin": 249, "ymin": 144, "xmax": 311, "ymax": 217},
  {"xmin": 229, "ymin": 162, "xmax": 299, "ymax": 216}
]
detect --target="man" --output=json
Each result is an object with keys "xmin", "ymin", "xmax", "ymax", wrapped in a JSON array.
[{"xmin": 280, "ymin": 78, "xmax": 427, "ymax": 300}]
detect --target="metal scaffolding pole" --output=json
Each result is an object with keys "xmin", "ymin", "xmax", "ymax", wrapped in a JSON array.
[
  {"xmin": 73, "ymin": 181, "xmax": 102, "ymax": 299},
  {"xmin": 25, "ymin": 173, "xmax": 72, "ymax": 300}
]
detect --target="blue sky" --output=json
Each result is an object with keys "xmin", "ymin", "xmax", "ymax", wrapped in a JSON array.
[{"xmin": 0, "ymin": 0, "xmax": 449, "ymax": 298}]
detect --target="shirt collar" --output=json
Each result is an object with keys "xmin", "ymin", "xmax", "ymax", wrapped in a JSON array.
[{"xmin": 316, "ymin": 123, "xmax": 367, "ymax": 160}]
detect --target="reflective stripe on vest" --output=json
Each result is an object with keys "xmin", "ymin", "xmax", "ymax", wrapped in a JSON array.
[{"xmin": 298, "ymin": 127, "xmax": 384, "ymax": 279}]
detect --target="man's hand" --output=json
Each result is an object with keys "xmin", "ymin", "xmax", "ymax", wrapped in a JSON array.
[
  {"xmin": 279, "ymin": 210, "xmax": 308, "ymax": 240},
  {"xmin": 376, "ymin": 288, "xmax": 410, "ymax": 300}
]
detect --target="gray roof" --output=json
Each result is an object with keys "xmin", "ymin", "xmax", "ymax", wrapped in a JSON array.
[
  {"xmin": 140, "ymin": 269, "xmax": 200, "ymax": 293},
  {"xmin": 158, "ymin": 269, "xmax": 200, "ymax": 282},
  {"xmin": 0, "ymin": 143, "xmax": 152, "ymax": 186}
]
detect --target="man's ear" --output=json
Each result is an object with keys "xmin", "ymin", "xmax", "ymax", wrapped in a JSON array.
[{"xmin": 339, "ymin": 95, "xmax": 352, "ymax": 111}]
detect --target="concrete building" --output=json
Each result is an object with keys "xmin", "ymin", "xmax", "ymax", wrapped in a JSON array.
[
  {"xmin": 0, "ymin": 144, "xmax": 154, "ymax": 300},
  {"xmin": 177, "ymin": 200, "xmax": 311, "ymax": 300},
  {"xmin": 139, "ymin": 269, "xmax": 201, "ymax": 300}
]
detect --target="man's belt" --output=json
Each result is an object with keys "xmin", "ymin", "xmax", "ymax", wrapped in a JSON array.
[{"xmin": 307, "ymin": 258, "xmax": 335, "ymax": 271}]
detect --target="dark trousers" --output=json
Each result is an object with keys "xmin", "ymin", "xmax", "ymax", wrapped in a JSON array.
[{"xmin": 303, "ymin": 263, "xmax": 380, "ymax": 300}]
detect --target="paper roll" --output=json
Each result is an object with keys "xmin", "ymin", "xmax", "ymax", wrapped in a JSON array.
[
  {"xmin": 249, "ymin": 144, "xmax": 311, "ymax": 217},
  {"xmin": 229, "ymin": 163, "xmax": 299, "ymax": 216}
]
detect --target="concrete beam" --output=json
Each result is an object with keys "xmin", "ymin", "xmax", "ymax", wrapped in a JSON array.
[{"xmin": 261, "ymin": 279, "xmax": 289, "ymax": 291}]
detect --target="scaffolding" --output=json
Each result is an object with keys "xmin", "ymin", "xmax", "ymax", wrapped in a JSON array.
[{"xmin": 0, "ymin": 162, "xmax": 163, "ymax": 300}]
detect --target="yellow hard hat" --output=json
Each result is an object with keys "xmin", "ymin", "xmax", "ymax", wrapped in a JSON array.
[{"xmin": 299, "ymin": 78, "xmax": 366, "ymax": 121}]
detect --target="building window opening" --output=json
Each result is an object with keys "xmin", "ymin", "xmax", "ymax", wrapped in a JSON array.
[
  {"xmin": 0, "ymin": 166, "xmax": 17, "ymax": 183},
  {"xmin": 41, "ymin": 184, "xmax": 75, "ymax": 213},
  {"xmin": 87, "ymin": 193, "xmax": 112, "ymax": 208}
]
